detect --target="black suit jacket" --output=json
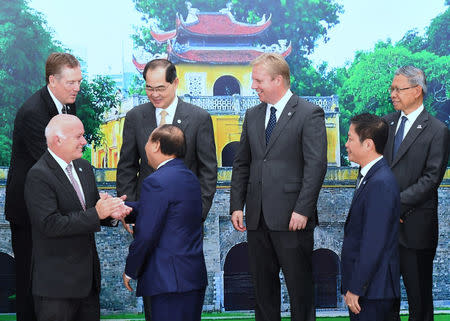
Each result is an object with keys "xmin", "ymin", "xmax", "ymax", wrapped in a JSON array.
[
  {"xmin": 230, "ymin": 94, "xmax": 328, "ymax": 230},
  {"xmin": 383, "ymin": 110, "xmax": 449, "ymax": 249},
  {"xmin": 5, "ymin": 86, "xmax": 76, "ymax": 225},
  {"xmin": 116, "ymin": 98, "xmax": 217, "ymax": 220},
  {"xmin": 24, "ymin": 152, "xmax": 103, "ymax": 298}
]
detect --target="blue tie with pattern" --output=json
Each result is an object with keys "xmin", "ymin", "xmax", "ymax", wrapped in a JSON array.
[
  {"xmin": 393, "ymin": 116, "xmax": 407, "ymax": 158},
  {"xmin": 265, "ymin": 106, "xmax": 277, "ymax": 145}
]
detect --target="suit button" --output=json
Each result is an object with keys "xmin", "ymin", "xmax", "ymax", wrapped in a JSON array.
[{"xmin": 263, "ymin": 159, "xmax": 267, "ymax": 162}]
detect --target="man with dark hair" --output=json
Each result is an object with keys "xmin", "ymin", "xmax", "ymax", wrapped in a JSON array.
[
  {"xmin": 123, "ymin": 125, "xmax": 207, "ymax": 321},
  {"xmin": 230, "ymin": 53, "xmax": 327, "ymax": 321},
  {"xmin": 5, "ymin": 52, "xmax": 81, "ymax": 321},
  {"xmin": 384, "ymin": 66, "xmax": 449, "ymax": 321},
  {"xmin": 117, "ymin": 58, "xmax": 217, "ymax": 221},
  {"xmin": 342, "ymin": 113, "xmax": 400, "ymax": 321}
]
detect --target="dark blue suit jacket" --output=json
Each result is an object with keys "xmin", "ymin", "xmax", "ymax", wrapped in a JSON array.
[
  {"xmin": 341, "ymin": 158, "xmax": 401, "ymax": 299},
  {"xmin": 124, "ymin": 158, "xmax": 207, "ymax": 297}
]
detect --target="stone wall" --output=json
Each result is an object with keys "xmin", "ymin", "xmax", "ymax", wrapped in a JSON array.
[{"xmin": 0, "ymin": 167, "xmax": 448, "ymax": 313}]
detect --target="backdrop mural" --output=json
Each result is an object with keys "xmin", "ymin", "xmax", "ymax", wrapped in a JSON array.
[{"xmin": 0, "ymin": 0, "xmax": 449, "ymax": 314}]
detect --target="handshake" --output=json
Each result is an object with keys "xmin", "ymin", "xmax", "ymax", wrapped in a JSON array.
[{"xmin": 95, "ymin": 193, "xmax": 132, "ymax": 220}]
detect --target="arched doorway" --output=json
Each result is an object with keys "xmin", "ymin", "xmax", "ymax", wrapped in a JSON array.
[
  {"xmin": 213, "ymin": 76, "xmax": 241, "ymax": 96},
  {"xmin": 0, "ymin": 252, "xmax": 15, "ymax": 312},
  {"xmin": 223, "ymin": 242, "xmax": 255, "ymax": 311},
  {"xmin": 312, "ymin": 248, "xmax": 340, "ymax": 308},
  {"xmin": 221, "ymin": 141, "xmax": 239, "ymax": 167}
]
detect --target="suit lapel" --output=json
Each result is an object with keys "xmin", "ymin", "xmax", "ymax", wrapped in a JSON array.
[
  {"xmin": 73, "ymin": 159, "xmax": 93, "ymax": 207},
  {"xmin": 142, "ymin": 102, "xmax": 158, "ymax": 140},
  {"xmin": 391, "ymin": 110, "xmax": 429, "ymax": 167},
  {"xmin": 173, "ymin": 99, "xmax": 190, "ymax": 133},
  {"xmin": 265, "ymin": 95, "xmax": 297, "ymax": 155},
  {"xmin": 385, "ymin": 113, "xmax": 400, "ymax": 164},
  {"xmin": 255, "ymin": 104, "xmax": 267, "ymax": 151},
  {"xmin": 44, "ymin": 152, "xmax": 82, "ymax": 208},
  {"xmin": 41, "ymin": 86, "xmax": 59, "ymax": 117}
]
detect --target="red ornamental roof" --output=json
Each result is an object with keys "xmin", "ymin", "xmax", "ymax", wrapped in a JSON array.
[
  {"xmin": 181, "ymin": 13, "xmax": 271, "ymax": 36},
  {"xmin": 168, "ymin": 44, "xmax": 292, "ymax": 64},
  {"xmin": 132, "ymin": 55, "xmax": 146, "ymax": 71},
  {"xmin": 150, "ymin": 30, "xmax": 177, "ymax": 43}
]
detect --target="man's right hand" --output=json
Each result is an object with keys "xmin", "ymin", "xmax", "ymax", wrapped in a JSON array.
[
  {"xmin": 231, "ymin": 210, "xmax": 246, "ymax": 232},
  {"xmin": 95, "ymin": 195, "xmax": 130, "ymax": 220}
]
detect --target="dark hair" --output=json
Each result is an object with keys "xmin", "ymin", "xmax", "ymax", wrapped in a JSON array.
[
  {"xmin": 45, "ymin": 52, "xmax": 80, "ymax": 84},
  {"xmin": 350, "ymin": 113, "xmax": 388, "ymax": 154},
  {"xmin": 143, "ymin": 59, "xmax": 177, "ymax": 83},
  {"xmin": 150, "ymin": 124, "xmax": 186, "ymax": 158}
]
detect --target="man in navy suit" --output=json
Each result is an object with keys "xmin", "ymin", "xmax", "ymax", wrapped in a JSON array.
[
  {"xmin": 123, "ymin": 124, "xmax": 207, "ymax": 321},
  {"xmin": 341, "ymin": 113, "xmax": 401, "ymax": 321}
]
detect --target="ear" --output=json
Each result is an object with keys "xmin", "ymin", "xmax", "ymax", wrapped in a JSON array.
[
  {"xmin": 173, "ymin": 77, "xmax": 179, "ymax": 89},
  {"xmin": 153, "ymin": 140, "xmax": 161, "ymax": 153},
  {"xmin": 364, "ymin": 139, "xmax": 375, "ymax": 152},
  {"xmin": 48, "ymin": 75, "xmax": 56, "ymax": 87}
]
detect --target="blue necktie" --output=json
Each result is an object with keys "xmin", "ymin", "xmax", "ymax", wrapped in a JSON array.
[
  {"xmin": 265, "ymin": 106, "xmax": 277, "ymax": 145},
  {"xmin": 393, "ymin": 116, "xmax": 407, "ymax": 158}
]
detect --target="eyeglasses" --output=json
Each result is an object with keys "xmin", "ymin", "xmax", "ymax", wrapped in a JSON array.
[
  {"xmin": 389, "ymin": 85, "xmax": 418, "ymax": 94},
  {"xmin": 145, "ymin": 84, "xmax": 172, "ymax": 94}
]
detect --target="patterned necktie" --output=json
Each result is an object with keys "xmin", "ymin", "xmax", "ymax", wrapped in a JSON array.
[
  {"xmin": 353, "ymin": 170, "xmax": 363, "ymax": 197},
  {"xmin": 393, "ymin": 116, "xmax": 407, "ymax": 158},
  {"xmin": 160, "ymin": 110, "xmax": 168, "ymax": 126},
  {"xmin": 265, "ymin": 106, "xmax": 277, "ymax": 145},
  {"xmin": 66, "ymin": 163, "xmax": 86, "ymax": 210},
  {"xmin": 62, "ymin": 105, "xmax": 68, "ymax": 114}
]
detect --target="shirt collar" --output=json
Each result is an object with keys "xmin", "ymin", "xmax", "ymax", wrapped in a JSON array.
[
  {"xmin": 272, "ymin": 90, "xmax": 293, "ymax": 110},
  {"xmin": 401, "ymin": 104, "xmax": 424, "ymax": 122},
  {"xmin": 48, "ymin": 148, "xmax": 73, "ymax": 170},
  {"xmin": 360, "ymin": 155, "xmax": 383, "ymax": 178},
  {"xmin": 157, "ymin": 157, "xmax": 175, "ymax": 169},
  {"xmin": 156, "ymin": 96, "xmax": 178, "ymax": 116},
  {"xmin": 47, "ymin": 86, "xmax": 64, "ymax": 114}
]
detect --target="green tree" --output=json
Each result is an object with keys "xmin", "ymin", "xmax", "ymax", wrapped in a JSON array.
[
  {"xmin": 76, "ymin": 76, "xmax": 120, "ymax": 148},
  {"xmin": 336, "ymin": 43, "xmax": 450, "ymax": 163},
  {"xmin": 131, "ymin": 0, "xmax": 343, "ymax": 96},
  {"xmin": 0, "ymin": 0, "xmax": 60, "ymax": 165},
  {"xmin": 426, "ymin": 6, "xmax": 450, "ymax": 56}
]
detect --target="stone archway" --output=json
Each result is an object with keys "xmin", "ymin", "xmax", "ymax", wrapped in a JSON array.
[
  {"xmin": 223, "ymin": 242, "xmax": 255, "ymax": 311},
  {"xmin": 213, "ymin": 76, "xmax": 241, "ymax": 96},
  {"xmin": 312, "ymin": 248, "xmax": 340, "ymax": 308},
  {"xmin": 0, "ymin": 252, "xmax": 15, "ymax": 312},
  {"xmin": 221, "ymin": 141, "xmax": 239, "ymax": 167}
]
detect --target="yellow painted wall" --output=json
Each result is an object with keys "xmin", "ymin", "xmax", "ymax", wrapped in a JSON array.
[{"xmin": 92, "ymin": 118, "xmax": 124, "ymax": 168}]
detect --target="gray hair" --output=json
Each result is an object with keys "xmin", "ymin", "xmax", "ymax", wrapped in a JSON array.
[{"xmin": 395, "ymin": 65, "xmax": 427, "ymax": 95}]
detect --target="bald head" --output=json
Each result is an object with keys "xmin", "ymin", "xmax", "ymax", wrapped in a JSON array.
[{"xmin": 46, "ymin": 114, "xmax": 87, "ymax": 163}]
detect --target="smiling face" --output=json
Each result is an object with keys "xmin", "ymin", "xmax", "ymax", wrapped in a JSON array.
[
  {"xmin": 58, "ymin": 118, "xmax": 87, "ymax": 163},
  {"xmin": 251, "ymin": 63, "xmax": 285, "ymax": 105},
  {"xmin": 48, "ymin": 66, "xmax": 82, "ymax": 105},
  {"xmin": 390, "ymin": 74, "xmax": 422, "ymax": 115},
  {"xmin": 144, "ymin": 67, "xmax": 178, "ymax": 109}
]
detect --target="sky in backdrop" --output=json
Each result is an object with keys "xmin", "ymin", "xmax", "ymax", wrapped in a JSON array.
[{"xmin": 29, "ymin": 0, "xmax": 447, "ymax": 76}]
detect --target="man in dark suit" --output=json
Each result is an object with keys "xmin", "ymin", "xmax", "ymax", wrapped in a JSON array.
[
  {"xmin": 24, "ymin": 115, "xmax": 130, "ymax": 321},
  {"xmin": 383, "ymin": 66, "xmax": 449, "ymax": 321},
  {"xmin": 123, "ymin": 125, "xmax": 207, "ymax": 321},
  {"xmin": 230, "ymin": 53, "xmax": 327, "ymax": 321},
  {"xmin": 342, "ymin": 113, "xmax": 401, "ymax": 321},
  {"xmin": 117, "ymin": 59, "xmax": 217, "ymax": 222},
  {"xmin": 4, "ymin": 52, "xmax": 80, "ymax": 321}
]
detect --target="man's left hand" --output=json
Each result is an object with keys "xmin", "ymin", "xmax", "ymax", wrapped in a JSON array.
[
  {"xmin": 344, "ymin": 290, "xmax": 361, "ymax": 314},
  {"xmin": 289, "ymin": 212, "xmax": 308, "ymax": 231},
  {"xmin": 123, "ymin": 273, "xmax": 133, "ymax": 292}
]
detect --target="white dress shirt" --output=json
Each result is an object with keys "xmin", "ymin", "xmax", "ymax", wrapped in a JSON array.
[
  {"xmin": 358, "ymin": 155, "xmax": 383, "ymax": 188},
  {"xmin": 395, "ymin": 105, "xmax": 424, "ymax": 139},
  {"xmin": 156, "ymin": 96, "xmax": 178, "ymax": 126},
  {"xmin": 48, "ymin": 148, "xmax": 85, "ymax": 202},
  {"xmin": 264, "ymin": 90, "xmax": 293, "ymax": 129}
]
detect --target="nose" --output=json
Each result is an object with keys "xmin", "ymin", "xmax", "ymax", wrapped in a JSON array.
[
  {"xmin": 81, "ymin": 136, "xmax": 87, "ymax": 146},
  {"xmin": 251, "ymin": 81, "xmax": 257, "ymax": 90}
]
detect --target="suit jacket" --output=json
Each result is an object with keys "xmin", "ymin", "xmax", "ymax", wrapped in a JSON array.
[
  {"xmin": 341, "ymin": 158, "xmax": 401, "ymax": 299},
  {"xmin": 24, "ymin": 152, "xmax": 103, "ymax": 298},
  {"xmin": 230, "ymin": 94, "xmax": 327, "ymax": 230},
  {"xmin": 5, "ymin": 86, "xmax": 76, "ymax": 225},
  {"xmin": 117, "ymin": 98, "xmax": 217, "ymax": 220},
  {"xmin": 124, "ymin": 158, "xmax": 207, "ymax": 297},
  {"xmin": 383, "ymin": 110, "xmax": 449, "ymax": 249}
]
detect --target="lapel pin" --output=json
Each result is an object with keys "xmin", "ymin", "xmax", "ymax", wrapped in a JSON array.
[
  {"xmin": 288, "ymin": 112, "xmax": 292, "ymax": 116},
  {"xmin": 390, "ymin": 121, "xmax": 395, "ymax": 125},
  {"xmin": 417, "ymin": 125, "xmax": 422, "ymax": 129},
  {"xmin": 177, "ymin": 119, "xmax": 181, "ymax": 124},
  {"xmin": 79, "ymin": 168, "xmax": 83, "ymax": 172}
]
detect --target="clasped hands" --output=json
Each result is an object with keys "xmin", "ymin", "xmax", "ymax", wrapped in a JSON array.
[{"xmin": 95, "ymin": 193, "xmax": 132, "ymax": 220}]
